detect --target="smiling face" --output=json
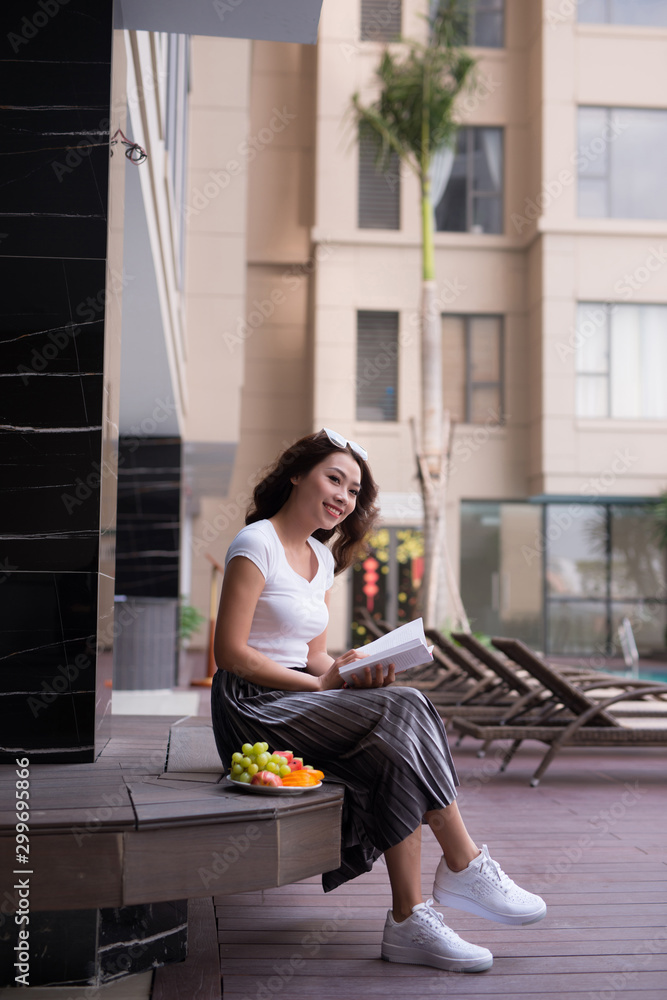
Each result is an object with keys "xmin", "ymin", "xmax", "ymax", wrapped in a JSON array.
[{"xmin": 291, "ymin": 451, "xmax": 362, "ymax": 530}]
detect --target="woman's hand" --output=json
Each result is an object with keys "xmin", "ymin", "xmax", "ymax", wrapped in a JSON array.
[
  {"xmin": 316, "ymin": 649, "xmax": 370, "ymax": 691},
  {"xmin": 346, "ymin": 659, "xmax": 396, "ymax": 689},
  {"xmin": 316, "ymin": 651, "xmax": 396, "ymax": 691}
]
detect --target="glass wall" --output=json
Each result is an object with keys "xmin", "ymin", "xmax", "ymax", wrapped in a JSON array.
[
  {"xmin": 545, "ymin": 502, "xmax": 666, "ymax": 655},
  {"xmin": 351, "ymin": 502, "xmax": 666, "ymax": 656},
  {"xmin": 460, "ymin": 500, "xmax": 667, "ymax": 656},
  {"xmin": 460, "ymin": 502, "xmax": 543, "ymax": 646}
]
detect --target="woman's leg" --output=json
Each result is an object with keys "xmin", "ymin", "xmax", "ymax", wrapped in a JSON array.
[
  {"xmin": 424, "ymin": 802, "xmax": 480, "ymax": 871},
  {"xmin": 425, "ymin": 802, "xmax": 547, "ymax": 925},
  {"xmin": 381, "ymin": 822, "xmax": 494, "ymax": 973},
  {"xmin": 383, "ymin": 824, "xmax": 424, "ymax": 921}
]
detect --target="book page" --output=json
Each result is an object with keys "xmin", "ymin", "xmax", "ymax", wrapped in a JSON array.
[
  {"xmin": 339, "ymin": 645, "xmax": 434, "ymax": 680},
  {"xmin": 353, "ymin": 618, "xmax": 427, "ymax": 658}
]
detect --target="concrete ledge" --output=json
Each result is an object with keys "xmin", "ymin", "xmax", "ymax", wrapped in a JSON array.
[{"xmin": 166, "ymin": 717, "xmax": 223, "ymax": 772}]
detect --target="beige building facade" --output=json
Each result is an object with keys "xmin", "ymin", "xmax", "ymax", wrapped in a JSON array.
[{"xmin": 185, "ymin": 0, "xmax": 667, "ymax": 661}]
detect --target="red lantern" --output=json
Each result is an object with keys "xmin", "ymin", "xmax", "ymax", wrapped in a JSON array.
[
  {"xmin": 362, "ymin": 556, "xmax": 379, "ymax": 611},
  {"xmin": 411, "ymin": 556, "xmax": 424, "ymax": 590}
]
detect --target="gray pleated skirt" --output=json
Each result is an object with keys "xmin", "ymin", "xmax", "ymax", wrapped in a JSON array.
[{"xmin": 210, "ymin": 669, "xmax": 459, "ymax": 892}]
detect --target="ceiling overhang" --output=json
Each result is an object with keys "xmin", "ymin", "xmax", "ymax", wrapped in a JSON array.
[{"xmin": 114, "ymin": 0, "xmax": 324, "ymax": 44}]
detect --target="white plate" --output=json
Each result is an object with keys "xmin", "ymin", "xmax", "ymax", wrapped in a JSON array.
[{"xmin": 224, "ymin": 774, "xmax": 322, "ymax": 794}]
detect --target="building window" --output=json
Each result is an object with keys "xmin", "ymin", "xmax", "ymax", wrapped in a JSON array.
[
  {"xmin": 577, "ymin": 0, "xmax": 667, "ymax": 27},
  {"xmin": 463, "ymin": 0, "xmax": 505, "ymax": 46},
  {"xmin": 575, "ymin": 303, "xmax": 667, "ymax": 419},
  {"xmin": 442, "ymin": 315, "xmax": 504, "ymax": 423},
  {"xmin": 358, "ymin": 126, "xmax": 401, "ymax": 230},
  {"xmin": 430, "ymin": 0, "xmax": 504, "ymax": 47},
  {"xmin": 356, "ymin": 311, "xmax": 399, "ymax": 421},
  {"xmin": 434, "ymin": 127, "xmax": 503, "ymax": 233},
  {"xmin": 360, "ymin": 0, "xmax": 402, "ymax": 41},
  {"xmin": 578, "ymin": 107, "xmax": 667, "ymax": 219}
]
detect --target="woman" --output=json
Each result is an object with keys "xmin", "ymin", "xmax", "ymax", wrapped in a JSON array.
[{"xmin": 212, "ymin": 428, "xmax": 546, "ymax": 974}]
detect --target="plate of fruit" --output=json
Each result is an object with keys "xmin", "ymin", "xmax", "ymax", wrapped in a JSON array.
[{"xmin": 226, "ymin": 742, "xmax": 324, "ymax": 794}]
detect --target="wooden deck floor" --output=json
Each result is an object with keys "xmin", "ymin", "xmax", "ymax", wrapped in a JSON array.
[{"xmin": 215, "ymin": 740, "xmax": 666, "ymax": 1000}]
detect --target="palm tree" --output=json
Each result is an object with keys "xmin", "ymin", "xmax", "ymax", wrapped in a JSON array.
[{"xmin": 351, "ymin": 0, "xmax": 476, "ymax": 629}]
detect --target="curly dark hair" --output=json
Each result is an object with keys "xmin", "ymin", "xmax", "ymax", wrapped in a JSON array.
[{"xmin": 246, "ymin": 431, "xmax": 380, "ymax": 573}]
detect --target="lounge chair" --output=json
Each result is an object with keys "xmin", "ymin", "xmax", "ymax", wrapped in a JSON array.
[{"xmin": 448, "ymin": 636, "xmax": 667, "ymax": 785}]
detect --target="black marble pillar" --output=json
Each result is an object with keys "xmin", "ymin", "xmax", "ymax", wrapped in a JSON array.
[
  {"xmin": 115, "ymin": 437, "xmax": 182, "ymax": 599},
  {"xmin": 112, "ymin": 436, "xmax": 182, "ymax": 689},
  {"xmin": 0, "ymin": 901, "xmax": 188, "ymax": 988},
  {"xmin": 0, "ymin": 0, "xmax": 124, "ymax": 762}
]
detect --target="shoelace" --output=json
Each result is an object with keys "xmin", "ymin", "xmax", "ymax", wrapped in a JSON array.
[
  {"xmin": 478, "ymin": 849, "xmax": 509, "ymax": 888},
  {"xmin": 416, "ymin": 900, "xmax": 458, "ymax": 939}
]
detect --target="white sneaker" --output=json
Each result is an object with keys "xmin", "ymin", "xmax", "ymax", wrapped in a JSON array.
[
  {"xmin": 381, "ymin": 899, "xmax": 493, "ymax": 973},
  {"xmin": 433, "ymin": 844, "xmax": 547, "ymax": 925}
]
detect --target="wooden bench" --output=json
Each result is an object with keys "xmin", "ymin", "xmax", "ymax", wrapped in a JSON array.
[{"xmin": 0, "ymin": 715, "xmax": 344, "ymax": 996}]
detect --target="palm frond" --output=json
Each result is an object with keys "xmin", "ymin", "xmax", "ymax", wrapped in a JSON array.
[
  {"xmin": 351, "ymin": 94, "xmax": 420, "ymax": 177},
  {"xmin": 349, "ymin": 5, "xmax": 476, "ymax": 179}
]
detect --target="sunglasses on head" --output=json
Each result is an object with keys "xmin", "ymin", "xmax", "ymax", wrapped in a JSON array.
[{"xmin": 320, "ymin": 427, "xmax": 368, "ymax": 462}]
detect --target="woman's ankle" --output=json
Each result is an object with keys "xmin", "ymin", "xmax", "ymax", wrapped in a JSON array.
[
  {"xmin": 443, "ymin": 846, "xmax": 481, "ymax": 873},
  {"xmin": 392, "ymin": 903, "xmax": 421, "ymax": 922}
]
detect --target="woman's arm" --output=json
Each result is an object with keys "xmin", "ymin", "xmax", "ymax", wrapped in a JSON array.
[
  {"xmin": 306, "ymin": 590, "xmax": 396, "ymax": 688},
  {"xmin": 214, "ymin": 556, "xmax": 322, "ymax": 692},
  {"xmin": 306, "ymin": 591, "xmax": 335, "ymax": 676},
  {"xmin": 215, "ymin": 561, "xmax": 393, "ymax": 692}
]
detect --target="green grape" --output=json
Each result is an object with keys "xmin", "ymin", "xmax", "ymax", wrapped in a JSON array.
[
  {"xmin": 279, "ymin": 764, "xmax": 291, "ymax": 777},
  {"xmin": 231, "ymin": 763, "xmax": 244, "ymax": 775},
  {"xmin": 261, "ymin": 742, "xmax": 269, "ymax": 752},
  {"xmin": 231, "ymin": 752, "xmax": 244, "ymax": 764},
  {"xmin": 256, "ymin": 752, "xmax": 269, "ymax": 768},
  {"xmin": 252, "ymin": 742, "xmax": 264, "ymax": 755},
  {"xmin": 247, "ymin": 763, "xmax": 259, "ymax": 776},
  {"xmin": 247, "ymin": 754, "xmax": 257, "ymax": 764},
  {"xmin": 241, "ymin": 743, "xmax": 254, "ymax": 755},
  {"xmin": 238, "ymin": 771, "xmax": 252, "ymax": 783},
  {"xmin": 265, "ymin": 762, "xmax": 278, "ymax": 773},
  {"xmin": 241, "ymin": 756, "xmax": 252, "ymax": 768}
]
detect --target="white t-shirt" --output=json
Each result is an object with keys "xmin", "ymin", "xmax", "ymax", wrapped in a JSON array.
[{"xmin": 224, "ymin": 519, "xmax": 336, "ymax": 669}]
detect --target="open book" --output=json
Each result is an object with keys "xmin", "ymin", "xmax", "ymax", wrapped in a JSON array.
[{"xmin": 338, "ymin": 617, "xmax": 434, "ymax": 682}]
